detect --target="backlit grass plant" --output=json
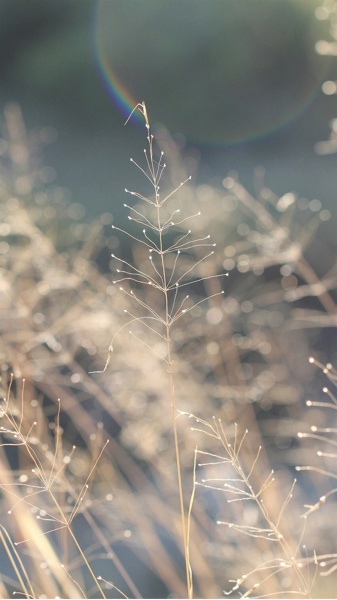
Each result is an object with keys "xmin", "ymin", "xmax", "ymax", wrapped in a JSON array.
[
  {"xmin": 295, "ymin": 357, "xmax": 337, "ymax": 583},
  {"xmin": 0, "ymin": 374, "xmax": 109, "ymax": 598},
  {"xmin": 92, "ymin": 102, "xmax": 228, "ymax": 598}
]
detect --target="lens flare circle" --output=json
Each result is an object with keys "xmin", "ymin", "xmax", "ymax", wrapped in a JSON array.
[{"xmin": 93, "ymin": 0, "xmax": 330, "ymax": 146}]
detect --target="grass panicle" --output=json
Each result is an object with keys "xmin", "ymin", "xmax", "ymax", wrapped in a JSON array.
[{"xmin": 93, "ymin": 102, "xmax": 227, "ymax": 598}]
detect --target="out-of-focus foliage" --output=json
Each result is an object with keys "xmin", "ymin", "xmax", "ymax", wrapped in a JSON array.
[{"xmin": 0, "ymin": 102, "xmax": 337, "ymax": 597}]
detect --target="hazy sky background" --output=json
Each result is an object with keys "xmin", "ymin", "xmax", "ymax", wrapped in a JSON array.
[{"xmin": 0, "ymin": 0, "xmax": 335, "ymax": 221}]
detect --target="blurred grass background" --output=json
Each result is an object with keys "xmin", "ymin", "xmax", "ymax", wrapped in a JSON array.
[
  {"xmin": 1, "ymin": 1, "xmax": 337, "ymax": 598},
  {"xmin": 0, "ymin": 0, "xmax": 335, "ymax": 217}
]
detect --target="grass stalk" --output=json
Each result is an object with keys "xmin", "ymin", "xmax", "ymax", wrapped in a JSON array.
[
  {"xmin": 95, "ymin": 101, "xmax": 225, "ymax": 597},
  {"xmin": 144, "ymin": 102, "xmax": 192, "ymax": 597}
]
